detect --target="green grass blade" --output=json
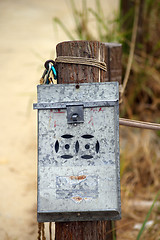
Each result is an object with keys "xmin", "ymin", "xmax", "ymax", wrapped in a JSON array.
[
  {"xmin": 70, "ymin": 0, "xmax": 80, "ymax": 32},
  {"xmin": 53, "ymin": 17, "xmax": 75, "ymax": 40},
  {"xmin": 95, "ymin": 0, "xmax": 105, "ymax": 39},
  {"xmin": 88, "ymin": 8, "xmax": 108, "ymax": 32},
  {"xmin": 136, "ymin": 190, "xmax": 160, "ymax": 240},
  {"xmin": 112, "ymin": 221, "xmax": 117, "ymax": 240},
  {"xmin": 82, "ymin": 0, "xmax": 87, "ymax": 20}
]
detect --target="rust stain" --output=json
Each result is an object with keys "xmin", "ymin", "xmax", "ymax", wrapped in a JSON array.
[
  {"xmin": 70, "ymin": 175, "xmax": 86, "ymax": 180},
  {"xmin": 88, "ymin": 116, "xmax": 94, "ymax": 126},
  {"xmin": 72, "ymin": 197, "xmax": 83, "ymax": 202}
]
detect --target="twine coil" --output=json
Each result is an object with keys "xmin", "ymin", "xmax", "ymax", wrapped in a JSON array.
[
  {"xmin": 38, "ymin": 223, "xmax": 46, "ymax": 240},
  {"xmin": 41, "ymin": 223, "xmax": 46, "ymax": 240},
  {"xmin": 55, "ymin": 56, "xmax": 107, "ymax": 71},
  {"xmin": 38, "ymin": 223, "xmax": 41, "ymax": 240},
  {"xmin": 49, "ymin": 222, "xmax": 52, "ymax": 240}
]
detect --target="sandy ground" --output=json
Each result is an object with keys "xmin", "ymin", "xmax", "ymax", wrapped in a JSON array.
[{"xmin": 0, "ymin": 0, "xmax": 118, "ymax": 239}]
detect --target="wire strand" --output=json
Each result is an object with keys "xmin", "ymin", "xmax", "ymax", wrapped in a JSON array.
[{"xmin": 119, "ymin": 118, "xmax": 160, "ymax": 130}]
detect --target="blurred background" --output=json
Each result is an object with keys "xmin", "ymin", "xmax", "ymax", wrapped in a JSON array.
[{"xmin": 0, "ymin": 0, "xmax": 160, "ymax": 239}]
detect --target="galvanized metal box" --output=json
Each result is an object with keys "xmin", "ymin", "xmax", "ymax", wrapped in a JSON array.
[{"xmin": 34, "ymin": 82, "xmax": 121, "ymax": 222}]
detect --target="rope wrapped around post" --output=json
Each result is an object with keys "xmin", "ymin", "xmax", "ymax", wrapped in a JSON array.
[{"xmin": 55, "ymin": 56, "xmax": 107, "ymax": 71}]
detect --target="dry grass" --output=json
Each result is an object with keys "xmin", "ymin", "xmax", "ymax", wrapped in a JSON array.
[
  {"xmin": 120, "ymin": 128, "xmax": 160, "ymax": 191},
  {"xmin": 117, "ymin": 126, "xmax": 160, "ymax": 239}
]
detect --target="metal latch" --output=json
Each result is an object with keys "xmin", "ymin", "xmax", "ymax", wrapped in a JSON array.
[{"xmin": 67, "ymin": 105, "xmax": 84, "ymax": 124}]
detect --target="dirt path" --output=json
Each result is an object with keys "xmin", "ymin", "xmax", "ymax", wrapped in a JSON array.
[{"xmin": 0, "ymin": 0, "xmax": 118, "ymax": 239}]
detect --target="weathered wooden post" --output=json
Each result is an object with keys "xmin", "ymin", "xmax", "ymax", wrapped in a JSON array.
[
  {"xmin": 103, "ymin": 43, "xmax": 122, "ymax": 83},
  {"xmin": 34, "ymin": 40, "xmax": 122, "ymax": 240},
  {"xmin": 55, "ymin": 40, "xmax": 122, "ymax": 240}
]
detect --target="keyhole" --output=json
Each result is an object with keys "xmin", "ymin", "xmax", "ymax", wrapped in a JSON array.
[{"xmin": 71, "ymin": 113, "xmax": 79, "ymax": 121}]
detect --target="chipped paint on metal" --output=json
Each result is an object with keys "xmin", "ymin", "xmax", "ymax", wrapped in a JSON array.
[
  {"xmin": 72, "ymin": 197, "xmax": 83, "ymax": 203},
  {"xmin": 70, "ymin": 175, "xmax": 86, "ymax": 180},
  {"xmin": 56, "ymin": 175, "xmax": 99, "ymax": 200}
]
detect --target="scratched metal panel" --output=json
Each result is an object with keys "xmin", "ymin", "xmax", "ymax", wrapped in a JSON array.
[
  {"xmin": 37, "ymin": 82, "xmax": 119, "ymax": 103},
  {"xmin": 35, "ymin": 82, "xmax": 121, "ymax": 222}
]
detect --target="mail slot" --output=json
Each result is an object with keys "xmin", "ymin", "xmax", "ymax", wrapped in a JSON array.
[{"xmin": 34, "ymin": 82, "xmax": 121, "ymax": 222}]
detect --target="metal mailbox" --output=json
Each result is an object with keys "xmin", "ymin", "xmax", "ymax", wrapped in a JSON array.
[{"xmin": 34, "ymin": 82, "xmax": 121, "ymax": 222}]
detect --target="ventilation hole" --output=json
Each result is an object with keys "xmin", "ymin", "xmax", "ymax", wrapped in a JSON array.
[
  {"xmin": 75, "ymin": 141, "xmax": 79, "ymax": 153},
  {"xmin": 81, "ymin": 134, "xmax": 94, "ymax": 139},
  {"xmin": 55, "ymin": 140, "xmax": 59, "ymax": 153},
  {"xmin": 81, "ymin": 155, "xmax": 93, "ymax": 159},
  {"xmin": 75, "ymin": 84, "xmax": 80, "ymax": 89},
  {"xmin": 61, "ymin": 155, "xmax": 73, "ymax": 159},
  {"xmin": 85, "ymin": 144, "xmax": 90, "ymax": 149},
  {"xmin": 96, "ymin": 141, "xmax": 100, "ymax": 153},
  {"xmin": 61, "ymin": 134, "xmax": 74, "ymax": 139},
  {"xmin": 65, "ymin": 144, "xmax": 70, "ymax": 150}
]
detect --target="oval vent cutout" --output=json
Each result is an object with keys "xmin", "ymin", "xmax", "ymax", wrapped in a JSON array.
[{"xmin": 81, "ymin": 135, "xmax": 94, "ymax": 139}]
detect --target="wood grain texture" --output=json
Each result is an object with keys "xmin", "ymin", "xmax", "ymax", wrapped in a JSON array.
[
  {"xmin": 56, "ymin": 41, "xmax": 105, "ymax": 83},
  {"xmin": 103, "ymin": 43, "xmax": 122, "ymax": 84},
  {"xmin": 55, "ymin": 221, "xmax": 113, "ymax": 240}
]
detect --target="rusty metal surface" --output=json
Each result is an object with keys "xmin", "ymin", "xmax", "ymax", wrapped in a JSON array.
[{"xmin": 35, "ymin": 82, "xmax": 121, "ymax": 222}]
